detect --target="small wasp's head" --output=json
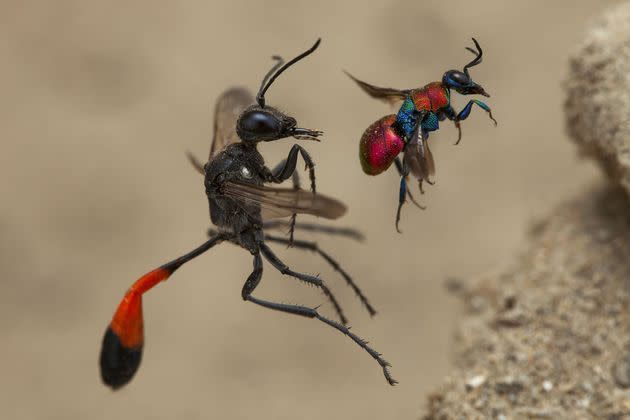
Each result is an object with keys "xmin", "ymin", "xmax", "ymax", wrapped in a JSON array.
[
  {"xmin": 442, "ymin": 69, "xmax": 489, "ymax": 97},
  {"xmin": 442, "ymin": 38, "xmax": 490, "ymax": 97},
  {"xmin": 236, "ymin": 105, "xmax": 321, "ymax": 143},
  {"xmin": 237, "ymin": 39, "xmax": 323, "ymax": 144}
]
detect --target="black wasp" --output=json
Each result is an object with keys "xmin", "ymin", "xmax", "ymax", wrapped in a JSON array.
[{"xmin": 99, "ymin": 39, "xmax": 396, "ymax": 389}]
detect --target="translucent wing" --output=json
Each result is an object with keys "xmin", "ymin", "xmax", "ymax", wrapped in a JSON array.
[
  {"xmin": 405, "ymin": 138, "xmax": 436, "ymax": 182},
  {"xmin": 424, "ymin": 141, "xmax": 436, "ymax": 177},
  {"xmin": 344, "ymin": 71, "xmax": 409, "ymax": 106},
  {"xmin": 222, "ymin": 181, "xmax": 347, "ymax": 220},
  {"xmin": 209, "ymin": 87, "xmax": 254, "ymax": 160}
]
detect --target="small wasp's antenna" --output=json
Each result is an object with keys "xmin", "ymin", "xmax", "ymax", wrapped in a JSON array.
[
  {"xmin": 463, "ymin": 37, "xmax": 483, "ymax": 77},
  {"xmin": 256, "ymin": 38, "xmax": 321, "ymax": 108}
]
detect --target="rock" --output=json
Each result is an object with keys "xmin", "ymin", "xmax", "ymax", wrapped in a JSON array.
[
  {"xmin": 423, "ymin": 187, "xmax": 630, "ymax": 419},
  {"xmin": 612, "ymin": 354, "xmax": 630, "ymax": 389},
  {"xmin": 465, "ymin": 374, "xmax": 487, "ymax": 391},
  {"xmin": 495, "ymin": 376, "xmax": 525, "ymax": 395},
  {"xmin": 565, "ymin": 2, "xmax": 630, "ymax": 199}
]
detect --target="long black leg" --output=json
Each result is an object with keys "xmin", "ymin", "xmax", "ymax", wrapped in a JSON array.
[
  {"xmin": 264, "ymin": 234, "xmax": 376, "ymax": 316},
  {"xmin": 269, "ymin": 158, "xmax": 301, "ymax": 244},
  {"xmin": 263, "ymin": 221, "xmax": 364, "ymax": 242},
  {"xmin": 286, "ymin": 166, "xmax": 300, "ymax": 244},
  {"xmin": 259, "ymin": 242, "xmax": 348, "ymax": 325},
  {"xmin": 241, "ymin": 253, "xmax": 396, "ymax": 386},
  {"xmin": 266, "ymin": 144, "xmax": 316, "ymax": 193},
  {"xmin": 270, "ymin": 159, "xmax": 301, "ymax": 189},
  {"xmin": 241, "ymin": 253, "xmax": 264, "ymax": 299}
]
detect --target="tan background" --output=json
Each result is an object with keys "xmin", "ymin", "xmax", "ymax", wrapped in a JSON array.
[{"xmin": 0, "ymin": 1, "xmax": 612, "ymax": 419}]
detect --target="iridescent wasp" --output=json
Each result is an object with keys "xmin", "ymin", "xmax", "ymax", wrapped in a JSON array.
[
  {"xmin": 99, "ymin": 39, "xmax": 396, "ymax": 390},
  {"xmin": 346, "ymin": 38, "xmax": 497, "ymax": 231}
]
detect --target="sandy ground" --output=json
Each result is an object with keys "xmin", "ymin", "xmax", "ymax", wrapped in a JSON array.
[
  {"xmin": 425, "ymin": 185, "xmax": 630, "ymax": 419},
  {"xmin": 0, "ymin": 1, "xmax": 614, "ymax": 419}
]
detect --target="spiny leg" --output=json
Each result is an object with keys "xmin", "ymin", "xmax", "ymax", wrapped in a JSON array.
[
  {"xmin": 263, "ymin": 220, "xmax": 364, "ymax": 242},
  {"xmin": 453, "ymin": 99, "xmax": 497, "ymax": 145},
  {"xmin": 259, "ymin": 241, "xmax": 347, "ymax": 325},
  {"xmin": 99, "ymin": 234, "xmax": 225, "ymax": 389},
  {"xmin": 264, "ymin": 234, "xmax": 376, "ymax": 316},
  {"xmin": 241, "ymin": 253, "xmax": 396, "ymax": 385}
]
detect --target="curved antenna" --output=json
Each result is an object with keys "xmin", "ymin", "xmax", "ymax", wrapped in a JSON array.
[
  {"xmin": 258, "ymin": 55, "xmax": 284, "ymax": 98},
  {"xmin": 463, "ymin": 37, "xmax": 483, "ymax": 77},
  {"xmin": 256, "ymin": 38, "xmax": 321, "ymax": 108}
]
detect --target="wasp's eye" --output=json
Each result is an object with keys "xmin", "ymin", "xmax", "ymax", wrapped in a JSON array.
[
  {"xmin": 445, "ymin": 70, "xmax": 470, "ymax": 86},
  {"xmin": 239, "ymin": 111, "xmax": 281, "ymax": 135}
]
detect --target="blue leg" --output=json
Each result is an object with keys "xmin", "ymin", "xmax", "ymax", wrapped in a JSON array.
[
  {"xmin": 452, "ymin": 100, "xmax": 497, "ymax": 145},
  {"xmin": 395, "ymin": 175, "xmax": 407, "ymax": 233}
]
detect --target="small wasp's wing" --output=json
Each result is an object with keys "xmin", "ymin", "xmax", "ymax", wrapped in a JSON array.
[
  {"xmin": 424, "ymin": 141, "xmax": 436, "ymax": 177},
  {"xmin": 344, "ymin": 71, "xmax": 409, "ymax": 106},
  {"xmin": 222, "ymin": 181, "xmax": 347, "ymax": 220},
  {"xmin": 405, "ymin": 139, "xmax": 436, "ymax": 183},
  {"xmin": 209, "ymin": 87, "xmax": 255, "ymax": 160}
]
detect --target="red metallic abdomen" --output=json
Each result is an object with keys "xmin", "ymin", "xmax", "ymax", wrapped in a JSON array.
[{"xmin": 359, "ymin": 114, "xmax": 404, "ymax": 175}]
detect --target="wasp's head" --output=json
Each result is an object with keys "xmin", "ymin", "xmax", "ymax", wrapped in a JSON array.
[
  {"xmin": 236, "ymin": 105, "xmax": 321, "ymax": 143},
  {"xmin": 238, "ymin": 39, "xmax": 323, "ymax": 144},
  {"xmin": 442, "ymin": 38, "xmax": 490, "ymax": 97},
  {"xmin": 442, "ymin": 69, "xmax": 489, "ymax": 97}
]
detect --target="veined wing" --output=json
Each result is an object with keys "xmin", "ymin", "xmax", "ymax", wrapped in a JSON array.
[
  {"xmin": 222, "ymin": 181, "xmax": 347, "ymax": 220},
  {"xmin": 344, "ymin": 71, "xmax": 409, "ymax": 106},
  {"xmin": 209, "ymin": 87, "xmax": 254, "ymax": 160}
]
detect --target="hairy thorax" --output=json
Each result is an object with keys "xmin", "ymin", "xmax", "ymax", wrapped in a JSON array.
[{"xmin": 204, "ymin": 143, "xmax": 266, "ymax": 237}]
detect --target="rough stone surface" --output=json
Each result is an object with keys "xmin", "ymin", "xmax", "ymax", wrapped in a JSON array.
[
  {"xmin": 423, "ymin": 186, "xmax": 630, "ymax": 419},
  {"xmin": 565, "ymin": 2, "xmax": 630, "ymax": 198}
]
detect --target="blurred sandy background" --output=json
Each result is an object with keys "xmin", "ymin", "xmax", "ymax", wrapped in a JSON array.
[{"xmin": 0, "ymin": 1, "xmax": 614, "ymax": 419}]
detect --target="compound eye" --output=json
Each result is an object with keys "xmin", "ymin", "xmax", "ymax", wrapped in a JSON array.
[
  {"xmin": 239, "ymin": 111, "xmax": 281, "ymax": 136},
  {"xmin": 447, "ymin": 70, "xmax": 470, "ymax": 86}
]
